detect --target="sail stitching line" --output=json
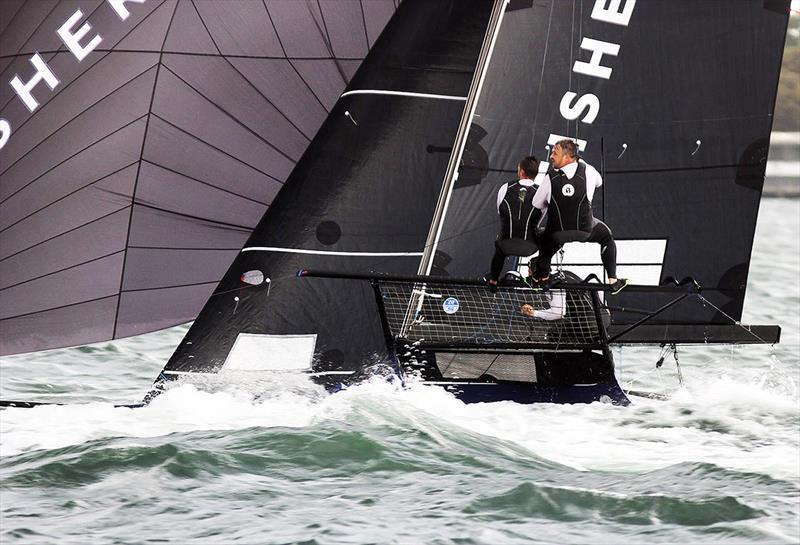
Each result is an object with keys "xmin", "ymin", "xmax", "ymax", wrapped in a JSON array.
[
  {"xmin": 0, "ymin": 249, "xmax": 125, "ymax": 293},
  {"xmin": 311, "ymin": 0, "xmax": 348, "ymax": 85},
  {"xmin": 0, "ymin": 63, "xmax": 159, "ymax": 178},
  {"xmin": 140, "ymin": 158, "xmax": 272, "ymax": 207},
  {"xmin": 0, "ymin": 0, "xmax": 81, "ymax": 113},
  {"xmin": 0, "ymin": 113, "xmax": 148, "ymax": 207},
  {"xmin": 241, "ymin": 247, "xmax": 423, "ymax": 257},
  {"xmin": 341, "ymin": 90, "xmax": 467, "ymax": 101},
  {"xmin": 1, "ymin": 294, "xmax": 118, "ymax": 321},
  {"xmin": 0, "ymin": 51, "xmax": 364, "ymax": 62},
  {"xmin": 112, "ymin": 0, "xmax": 180, "ymax": 341},
  {"xmin": 0, "ymin": 0, "xmax": 169, "ymax": 116},
  {"xmin": 0, "ymin": 1, "xmax": 28, "ymax": 44},
  {"xmin": 262, "ymin": 0, "xmax": 331, "ymax": 114},
  {"xmin": 0, "ymin": 160, "xmax": 138, "ymax": 236},
  {"xmin": 158, "ymin": 62, "xmax": 300, "ymax": 163},
  {"xmin": 2, "ymin": 277, "xmax": 220, "ymax": 325},
  {"xmin": 133, "ymin": 200, "xmax": 255, "ymax": 231},
  {"xmin": 149, "ymin": 113, "xmax": 285, "ymax": 183},
  {"xmin": 0, "ymin": 206, "xmax": 130, "ymax": 265},
  {"xmin": 121, "ymin": 279, "xmax": 221, "ymax": 294},
  {"xmin": 358, "ymin": 0, "xmax": 370, "ymax": 54},
  {"xmin": 187, "ymin": 0, "xmax": 314, "ymax": 142}
]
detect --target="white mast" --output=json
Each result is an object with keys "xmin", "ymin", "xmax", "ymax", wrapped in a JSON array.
[
  {"xmin": 416, "ymin": 0, "xmax": 510, "ymax": 276},
  {"xmin": 401, "ymin": 0, "xmax": 510, "ymax": 336}
]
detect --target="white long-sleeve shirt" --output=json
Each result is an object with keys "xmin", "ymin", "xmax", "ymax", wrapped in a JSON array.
[{"xmin": 534, "ymin": 290, "xmax": 566, "ymax": 321}]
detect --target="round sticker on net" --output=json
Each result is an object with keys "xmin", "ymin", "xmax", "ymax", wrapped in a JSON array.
[
  {"xmin": 442, "ymin": 297, "xmax": 460, "ymax": 314},
  {"xmin": 562, "ymin": 183, "xmax": 575, "ymax": 197}
]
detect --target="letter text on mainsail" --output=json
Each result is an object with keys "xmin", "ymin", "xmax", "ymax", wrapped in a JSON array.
[
  {"xmin": 548, "ymin": 0, "xmax": 636, "ymax": 151},
  {"xmin": 3, "ymin": 0, "xmax": 148, "ymax": 149}
]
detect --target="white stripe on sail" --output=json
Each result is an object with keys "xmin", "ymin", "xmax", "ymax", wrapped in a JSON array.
[
  {"xmin": 241, "ymin": 247, "xmax": 423, "ymax": 257},
  {"xmin": 341, "ymin": 90, "xmax": 467, "ymax": 101}
]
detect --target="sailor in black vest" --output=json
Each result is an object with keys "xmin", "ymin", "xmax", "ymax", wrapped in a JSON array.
[
  {"xmin": 532, "ymin": 139, "xmax": 627, "ymax": 294},
  {"xmin": 488, "ymin": 156, "xmax": 546, "ymax": 287}
]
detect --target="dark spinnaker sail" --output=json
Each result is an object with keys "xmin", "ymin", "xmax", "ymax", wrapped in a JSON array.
[{"xmin": 0, "ymin": 0, "xmax": 399, "ymax": 355}]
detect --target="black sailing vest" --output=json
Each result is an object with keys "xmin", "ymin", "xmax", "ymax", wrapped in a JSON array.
[
  {"xmin": 547, "ymin": 162, "xmax": 593, "ymax": 233},
  {"xmin": 499, "ymin": 181, "xmax": 539, "ymax": 241}
]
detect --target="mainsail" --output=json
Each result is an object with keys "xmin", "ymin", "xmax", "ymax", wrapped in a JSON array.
[
  {"xmin": 434, "ymin": 0, "xmax": 790, "ymax": 327},
  {"xmin": 0, "ymin": 0, "xmax": 399, "ymax": 355}
]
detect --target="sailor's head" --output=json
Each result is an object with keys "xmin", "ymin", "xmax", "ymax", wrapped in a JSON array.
[
  {"xmin": 550, "ymin": 139, "xmax": 579, "ymax": 169},
  {"xmin": 517, "ymin": 156, "xmax": 539, "ymax": 180}
]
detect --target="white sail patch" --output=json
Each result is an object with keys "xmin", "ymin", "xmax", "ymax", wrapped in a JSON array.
[
  {"xmin": 223, "ymin": 334, "xmax": 317, "ymax": 372},
  {"xmin": 520, "ymin": 239, "xmax": 667, "ymax": 286},
  {"xmin": 561, "ymin": 239, "xmax": 666, "ymax": 285}
]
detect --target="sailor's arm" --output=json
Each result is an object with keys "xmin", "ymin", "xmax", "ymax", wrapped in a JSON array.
[
  {"xmin": 530, "ymin": 173, "xmax": 550, "ymax": 214},
  {"xmin": 520, "ymin": 290, "xmax": 566, "ymax": 320},
  {"xmin": 580, "ymin": 159, "xmax": 603, "ymax": 202}
]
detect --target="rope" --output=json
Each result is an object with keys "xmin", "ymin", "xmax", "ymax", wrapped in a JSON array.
[{"xmin": 696, "ymin": 294, "xmax": 774, "ymax": 346}]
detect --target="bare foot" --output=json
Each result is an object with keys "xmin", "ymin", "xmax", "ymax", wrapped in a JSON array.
[{"xmin": 520, "ymin": 304, "xmax": 535, "ymax": 317}]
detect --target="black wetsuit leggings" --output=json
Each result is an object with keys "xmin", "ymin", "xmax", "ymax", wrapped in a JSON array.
[
  {"xmin": 534, "ymin": 218, "xmax": 617, "ymax": 279},
  {"xmin": 489, "ymin": 238, "xmax": 539, "ymax": 281},
  {"xmin": 489, "ymin": 249, "xmax": 507, "ymax": 282}
]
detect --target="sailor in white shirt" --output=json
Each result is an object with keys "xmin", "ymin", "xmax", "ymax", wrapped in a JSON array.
[
  {"xmin": 520, "ymin": 289, "xmax": 566, "ymax": 320},
  {"xmin": 531, "ymin": 139, "xmax": 627, "ymax": 294}
]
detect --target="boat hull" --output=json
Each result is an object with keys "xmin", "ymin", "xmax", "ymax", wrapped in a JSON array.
[{"xmin": 422, "ymin": 378, "xmax": 630, "ymax": 405}]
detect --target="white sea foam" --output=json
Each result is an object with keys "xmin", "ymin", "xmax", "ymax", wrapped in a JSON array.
[{"xmin": 7, "ymin": 368, "xmax": 796, "ymax": 488}]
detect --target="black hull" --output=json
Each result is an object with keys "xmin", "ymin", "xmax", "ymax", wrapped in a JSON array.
[
  {"xmin": 316, "ymin": 374, "xmax": 630, "ymax": 406},
  {"xmin": 313, "ymin": 350, "xmax": 630, "ymax": 406},
  {"xmin": 419, "ymin": 378, "xmax": 630, "ymax": 406}
]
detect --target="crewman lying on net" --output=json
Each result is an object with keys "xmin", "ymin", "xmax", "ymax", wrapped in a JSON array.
[
  {"xmin": 529, "ymin": 139, "xmax": 628, "ymax": 295},
  {"xmin": 487, "ymin": 156, "xmax": 547, "ymax": 288},
  {"xmin": 520, "ymin": 289, "xmax": 566, "ymax": 320}
]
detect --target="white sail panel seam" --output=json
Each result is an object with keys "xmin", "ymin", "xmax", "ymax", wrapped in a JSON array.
[
  {"xmin": 241, "ymin": 246, "xmax": 423, "ymax": 257},
  {"xmin": 341, "ymin": 90, "xmax": 467, "ymax": 101}
]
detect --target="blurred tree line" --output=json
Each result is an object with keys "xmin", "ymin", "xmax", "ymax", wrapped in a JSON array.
[{"xmin": 775, "ymin": 12, "xmax": 800, "ymax": 131}]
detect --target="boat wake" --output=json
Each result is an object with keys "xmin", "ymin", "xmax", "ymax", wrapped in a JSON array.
[{"xmin": 2, "ymin": 370, "xmax": 797, "ymax": 481}]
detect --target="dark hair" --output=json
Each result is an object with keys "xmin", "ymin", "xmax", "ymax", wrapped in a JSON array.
[
  {"xmin": 518, "ymin": 156, "xmax": 539, "ymax": 178},
  {"xmin": 554, "ymin": 139, "xmax": 579, "ymax": 158}
]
